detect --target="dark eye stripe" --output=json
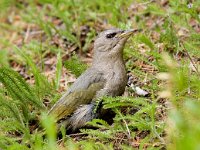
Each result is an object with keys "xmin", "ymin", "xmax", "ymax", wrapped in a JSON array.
[{"xmin": 106, "ymin": 32, "xmax": 117, "ymax": 38}]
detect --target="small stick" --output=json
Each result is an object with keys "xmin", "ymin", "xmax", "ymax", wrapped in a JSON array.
[
  {"xmin": 24, "ymin": 25, "xmax": 30, "ymax": 43},
  {"xmin": 181, "ymin": 43, "xmax": 200, "ymax": 76}
]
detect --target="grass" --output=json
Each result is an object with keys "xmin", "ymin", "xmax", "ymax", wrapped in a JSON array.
[{"xmin": 0, "ymin": 0, "xmax": 199, "ymax": 149}]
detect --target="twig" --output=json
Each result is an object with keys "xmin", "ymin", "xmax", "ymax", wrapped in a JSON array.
[
  {"xmin": 30, "ymin": 30, "xmax": 44, "ymax": 35},
  {"xmin": 24, "ymin": 25, "xmax": 30, "ymax": 43},
  {"xmin": 123, "ymin": 118, "xmax": 131, "ymax": 139},
  {"xmin": 153, "ymin": 129, "xmax": 166, "ymax": 145},
  {"xmin": 181, "ymin": 43, "xmax": 200, "ymax": 76},
  {"xmin": 115, "ymin": 109, "xmax": 131, "ymax": 139},
  {"xmin": 68, "ymin": 132, "xmax": 87, "ymax": 137},
  {"xmin": 138, "ymin": 0, "xmax": 155, "ymax": 6}
]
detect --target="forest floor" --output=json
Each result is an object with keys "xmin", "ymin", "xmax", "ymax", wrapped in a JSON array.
[{"xmin": 0, "ymin": 0, "xmax": 199, "ymax": 149}]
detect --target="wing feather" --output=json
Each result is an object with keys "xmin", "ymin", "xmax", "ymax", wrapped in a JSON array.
[{"xmin": 48, "ymin": 67, "xmax": 105, "ymax": 121}]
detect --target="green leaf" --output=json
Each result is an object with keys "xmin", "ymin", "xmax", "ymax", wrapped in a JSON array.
[
  {"xmin": 55, "ymin": 50, "xmax": 62, "ymax": 89},
  {"xmin": 139, "ymin": 35, "xmax": 154, "ymax": 50}
]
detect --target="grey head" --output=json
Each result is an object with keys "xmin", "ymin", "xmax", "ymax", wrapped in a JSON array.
[{"xmin": 93, "ymin": 28, "xmax": 139, "ymax": 64}]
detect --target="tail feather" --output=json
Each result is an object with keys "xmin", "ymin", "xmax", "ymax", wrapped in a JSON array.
[{"xmin": 68, "ymin": 103, "xmax": 98, "ymax": 130}]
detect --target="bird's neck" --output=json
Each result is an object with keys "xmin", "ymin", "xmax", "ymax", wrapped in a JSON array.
[{"xmin": 92, "ymin": 53, "xmax": 125, "ymax": 71}]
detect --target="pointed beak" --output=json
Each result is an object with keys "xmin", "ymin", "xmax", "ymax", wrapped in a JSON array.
[{"xmin": 117, "ymin": 29, "xmax": 142, "ymax": 38}]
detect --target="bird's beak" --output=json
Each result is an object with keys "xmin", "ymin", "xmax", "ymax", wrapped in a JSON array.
[{"xmin": 117, "ymin": 29, "xmax": 141, "ymax": 39}]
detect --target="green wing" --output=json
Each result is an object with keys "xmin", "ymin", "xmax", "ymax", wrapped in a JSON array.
[{"xmin": 48, "ymin": 82, "xmax": 104, "ymax": 121}]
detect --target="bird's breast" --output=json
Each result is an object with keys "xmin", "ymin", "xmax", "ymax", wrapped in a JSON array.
[{"xmin": 102, "ymin": 62, "xmax": 127, "ymax": 96}]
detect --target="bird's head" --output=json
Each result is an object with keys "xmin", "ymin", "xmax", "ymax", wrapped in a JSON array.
[{"xmin": 93, "ymin": 28, "xmax": 139, "ymax": 63}]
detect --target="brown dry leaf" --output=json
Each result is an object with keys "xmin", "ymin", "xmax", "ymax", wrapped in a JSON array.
[
  {"xmin": 137, "ymin": 43, "xmax": 151, "ymax": 55},
  {"xmin": 58, "ymin": 141, "xmax": 66, "ymax": 150},
  {"xmin": 189, "ymin": 18, "xmax": 200, "ymax": 33},
  {"xmin": 151, "ymin": 31, "xmax": 160, "ymax": 41},
  {"xmin": 128, "ymin": 2, "xmax": 147, "ymax": 16}
]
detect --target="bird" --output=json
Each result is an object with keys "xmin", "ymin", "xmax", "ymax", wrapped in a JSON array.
[{"xmin": 48, "ymin": 28, "xmax": 139, "ymax": 131}]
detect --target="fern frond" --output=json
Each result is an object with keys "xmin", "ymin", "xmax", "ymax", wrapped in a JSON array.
[
  {"xmin": 103, "ymin": 96, "xmax": 149, "ymax": 109},
  {"xmin": 80, "ymin": 129, "xmax": 113, "ymax": 140},
  {"xmin": 0, "ymin": 67, "xmax": 43, "ymax": 108},
  {"xmin": 65, "ymin": 54, "xmax": 87, "ymax": 77},
  {"xmin": 14, "ymin": 46, "xmax": 53, "ymax": 98},
  {"xmin": 87, "ymin": 119, "xmax": 110, "ymax": 129}
]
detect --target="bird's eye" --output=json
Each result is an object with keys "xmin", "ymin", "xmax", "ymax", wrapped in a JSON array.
[{"xmin": 106, "ymin": 32, "xmax": 117, "ymax": 38}]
